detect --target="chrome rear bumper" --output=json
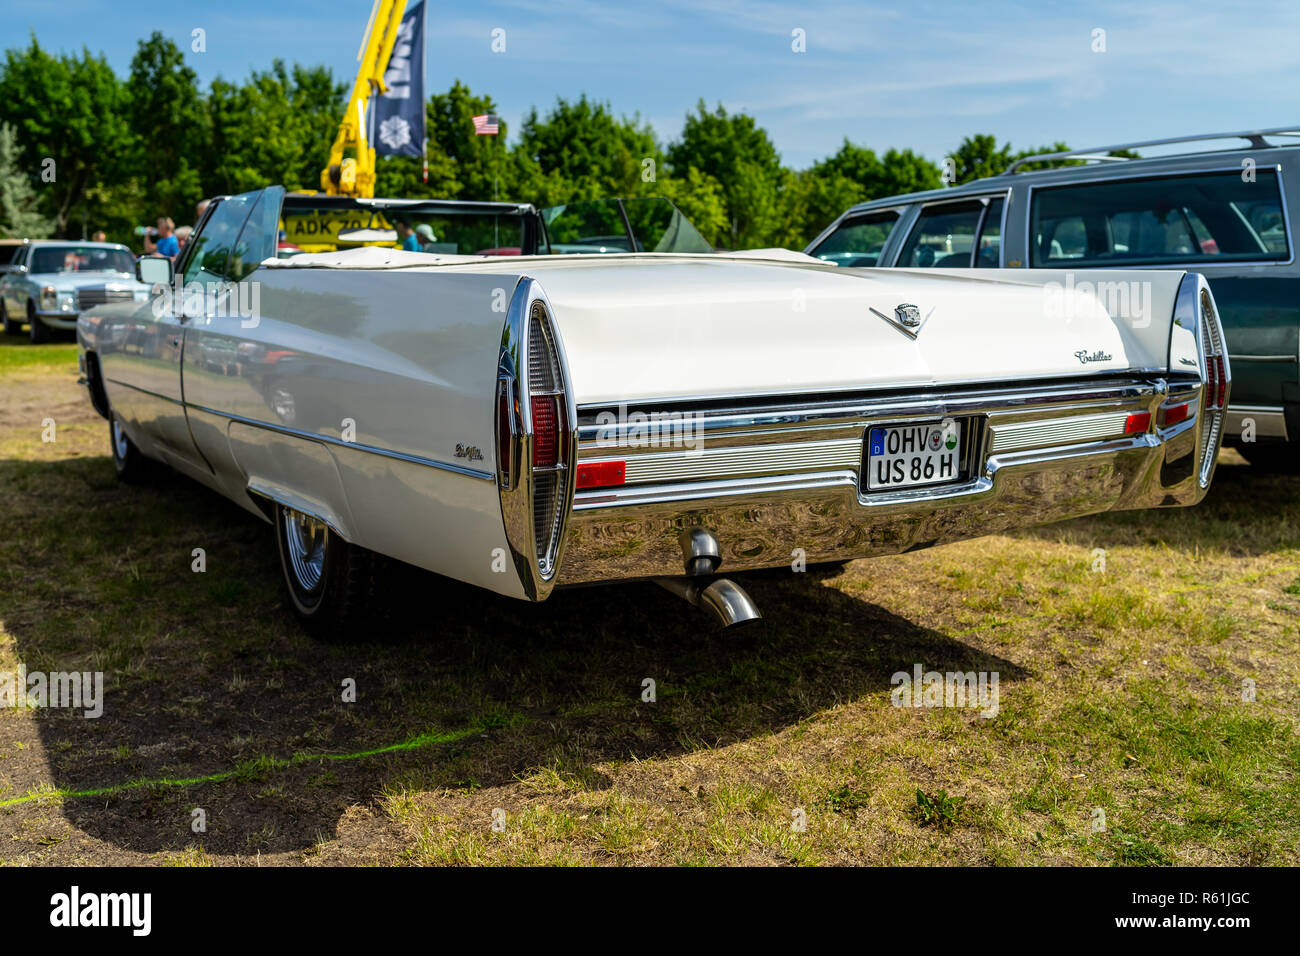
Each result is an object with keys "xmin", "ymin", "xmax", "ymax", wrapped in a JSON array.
[{"xmin": 556, "ymin": 375, "xmax": 1218, "ymax": 585}]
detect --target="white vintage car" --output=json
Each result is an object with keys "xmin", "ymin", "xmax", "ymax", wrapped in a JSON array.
[{"xmin": 78, "ymin": 187, "xmax": 1230, "ymax": 634}]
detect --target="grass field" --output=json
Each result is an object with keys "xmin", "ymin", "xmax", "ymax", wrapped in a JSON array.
[{"xmin": 1, "ymin": 335, "xmax": 1297, "ymax": 866}]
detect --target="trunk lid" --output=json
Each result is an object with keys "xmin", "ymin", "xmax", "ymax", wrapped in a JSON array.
[{"xmin": 524, "ymin": 257, "xmax": 1178, "ymax": 405}]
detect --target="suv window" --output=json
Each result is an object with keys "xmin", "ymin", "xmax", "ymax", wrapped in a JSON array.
[
  {"xmin": 897, "ymin": 200, "xmax": 986, "ymax": 268},
  {"xmin": 809, "ymin": 210, "xmax": 899, "ymax": 267},
  {"xmin": 1030, "ymin": 169, "xmax": 1289, "ymax": 266}
]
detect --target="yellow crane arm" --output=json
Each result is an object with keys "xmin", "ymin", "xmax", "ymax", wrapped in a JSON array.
[{"xmin": 321, "ymin": 0, "xmax": 409, "ymax": 197}]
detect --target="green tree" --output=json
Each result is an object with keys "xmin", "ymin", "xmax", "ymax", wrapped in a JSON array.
[
  {"xmin": 947, "ymin": 136, "xmax": 1094, "ymax": 183},
  {"xmin": 424, "ymin": 80, "xmax": 510, "ymax": 201},
  {"xmin": 0, "ymin": 37, "xmax": 132, "ymax": 236},
  {"xmin": 876, "ymin": 147, "xmax": 942, "ymax": 196},
  {"xmin": 514, "ymin": 94, "xmax": 659, "ymax": 205},
  {"xmin": 126, "ymin": 32, "xmax": 206, "ymax": 220},
  {"xmin": 0, "ymin": 122, "xmax": 53, "ymax": 237},
  {"xmin": 667, "ymin": 101, "xmax": 784, "ymax": 248},
  {"xmin": 656, "ymin": 166, "xmax": 729, "ymax": 247},
  {"xmin": 777, "ymin": 141, "xmax": 942, "ymax": 248},
  {"xmin": 946, "ymin": 134, "xmax": 1015, "ymax": 184},
  {"xmin": 205, "ymin": 61, "xmax": 344, "ymax": 196}
]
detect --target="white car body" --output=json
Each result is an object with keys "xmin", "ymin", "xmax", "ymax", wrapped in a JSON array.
[{"xmin": 78, "ymin": 187, "xmax": 1230, "ymax": 629}]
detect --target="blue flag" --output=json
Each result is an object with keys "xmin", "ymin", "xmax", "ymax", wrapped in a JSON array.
[{"xmin": 373, "ymin": 0, "xmax": 425, "ymax": 158}]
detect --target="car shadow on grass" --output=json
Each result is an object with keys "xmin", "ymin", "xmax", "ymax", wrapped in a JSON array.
[{"xmin": 0, "ymin": 454, "xmax": 1028, "ymax": 859}]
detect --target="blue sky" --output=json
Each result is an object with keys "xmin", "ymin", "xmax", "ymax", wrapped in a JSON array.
[{"xmin": 7, "ymin": 0, "xmax": 1299, "ymax": 168}]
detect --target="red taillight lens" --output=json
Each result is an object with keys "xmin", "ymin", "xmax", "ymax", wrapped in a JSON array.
[
  {"xmin": 531, "ymin": 395, "xmax": 561, "ymax": 467},
  {"xmin": 576, "ymin": 460, "xmax": 626, "ymax": 489},
  {"xmin": 1214, "ymin": 356, "xmax": 1227, "ymax": 408},
  {"xmin": 1125, "ymin": 412, "xmax": 1151, "ymax": 434},
  {"xmin": 1159, "ymin": 402, "xmax": 1191, "ymax": 427}
]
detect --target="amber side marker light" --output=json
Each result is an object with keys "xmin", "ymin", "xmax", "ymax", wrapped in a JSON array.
[{"xmin": 576, "ymin": 460, "xmax": 626, "ymax": 489}]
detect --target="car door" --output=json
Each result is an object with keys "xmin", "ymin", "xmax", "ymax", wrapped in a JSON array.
[
  {"xmin": 179, "ymin": 187, "xmax": 285, "ymax": 481},
  {"xmin": 95, "ymin": 233, "xmax": 210, "ymax": 472}
]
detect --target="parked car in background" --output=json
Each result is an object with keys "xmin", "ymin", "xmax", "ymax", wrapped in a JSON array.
[
  {"xmin": 78, "ymin": 186, "xmax": 1227, "ymax": 637},
  {"xmin": 0, "ymin": 238, "xmax": 26, "ymax": 272},
  {"xmin": 0, "ymin": 239, "xmax": 149, "ymax": 343},
  {"xmin": 807, "ymin": 126, "xmax": 1300, "ymax": 468}
]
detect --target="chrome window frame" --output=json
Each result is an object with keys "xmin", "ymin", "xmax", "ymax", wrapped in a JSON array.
[
  {"xmin": 1024, "ymin": 164, "xmax": 1295, "ymax": 270},
  {"xmin": 890, "ymin": 189, "xmax": 1012, "ymax": 269},
  {"xmin": 806, "ymin": 205, "xmax": 910, "ymax": 267}
]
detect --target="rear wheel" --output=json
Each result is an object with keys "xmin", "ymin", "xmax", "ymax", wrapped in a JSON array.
[
  {"xmin": 0, "ymin": 301, "xmax": 18, "ymax": 335},
  {"xmin": 27, "ymin": 302, "xmax": 49, "ymax": 344},
  {"xmin": 275, "ymin": 504, "xmax": 387, "ymax": 639},
  {"xmin": 1233, "ymin": 441, "xmax": 1300, "ymax": 473}
]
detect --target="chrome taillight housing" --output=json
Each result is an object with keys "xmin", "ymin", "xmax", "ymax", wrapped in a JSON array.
[
  {"xmin": 1197, "ymin": 283, "xmax": 1229, "ymax": 489},
  {"xmin": 496, "ymin": 278, "xmax": 577, "ymax": 598},
  {"xmin": 1171, "ymin": 274, "xmax": 1230, "ymax": 490}
]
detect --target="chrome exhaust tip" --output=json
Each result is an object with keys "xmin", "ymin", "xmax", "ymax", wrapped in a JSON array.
[{"xmin": 655, "ymin": 575, "xmax": 762, "ymax": 628}]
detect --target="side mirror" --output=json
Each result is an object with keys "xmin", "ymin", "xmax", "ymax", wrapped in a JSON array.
[{"xmin": 137, "ymin": 255, "xmax": 173, "ymax": 286}]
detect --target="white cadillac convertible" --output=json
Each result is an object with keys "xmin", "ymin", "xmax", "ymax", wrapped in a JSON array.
[{"xmin": 78, "ymin": 187, "xmax": 1230, "ymax": 634}]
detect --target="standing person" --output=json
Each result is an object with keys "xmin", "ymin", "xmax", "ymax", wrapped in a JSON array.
[{"xmin": 91, "ymin": 230, "xmax": 107, "ymax": 243}]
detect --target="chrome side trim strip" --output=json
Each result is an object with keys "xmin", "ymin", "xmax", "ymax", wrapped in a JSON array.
[
  {"xmin": 990, "ymin": 411, "xmax": 1130, "ymax": 452},
  {"xmin": 1224, "ymin": 407, "xmax": 1288, "ymax": 439},
  {"xmin": 103, "ymin": 377, "xmax": 184, "ymax": 405},
  {"xmin": 187, "ymin": 403, "xmax": 496, "ymax": 481},
  {"xmin": 573, "ymin": 370, "xmax": 1170, "ymax": 412},
  {"xmin": 591, "ymin": 437, "xmax": 864, "ymax": 484}
]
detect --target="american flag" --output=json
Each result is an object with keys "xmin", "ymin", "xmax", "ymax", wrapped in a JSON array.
[{"xmin": 472, "ymin": 113, "xmax": 501, "ymax": 135}]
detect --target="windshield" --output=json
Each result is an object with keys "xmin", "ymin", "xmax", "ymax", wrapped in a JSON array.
[
  {"xmin": 29, "ymin": 245, "xmax": 135, "ymax": 275},
  {"xmin": 279, "ymin": 202, "xmax": 529, "ymax": 256},
  {"xmin": 542, "ymin": 198, "xmax": 712, "ymax": 254}
]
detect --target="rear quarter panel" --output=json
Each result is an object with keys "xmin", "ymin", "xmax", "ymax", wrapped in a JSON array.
[{"xmin": 183, "ymin": 265, "xmax": 530, "ymax": 598}]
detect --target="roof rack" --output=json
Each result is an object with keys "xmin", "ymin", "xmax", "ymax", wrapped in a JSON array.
[{"xmin": 1004, "ymin": 126, "xmax": 1300, "ymax": 174}]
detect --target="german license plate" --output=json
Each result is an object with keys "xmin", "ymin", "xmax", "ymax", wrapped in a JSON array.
[{"xmin": 865, "ymin": 421, "xmax": 961, "ymax": 490}]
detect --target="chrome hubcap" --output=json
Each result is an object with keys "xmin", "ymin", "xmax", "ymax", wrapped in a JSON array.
[
  {"xmin": 282, "ymin": 509, "xmax": 327, "ymax": 591},
  {"xmin": 112, "ymin": 419, "xmax": 129, "ymax": 459}
]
